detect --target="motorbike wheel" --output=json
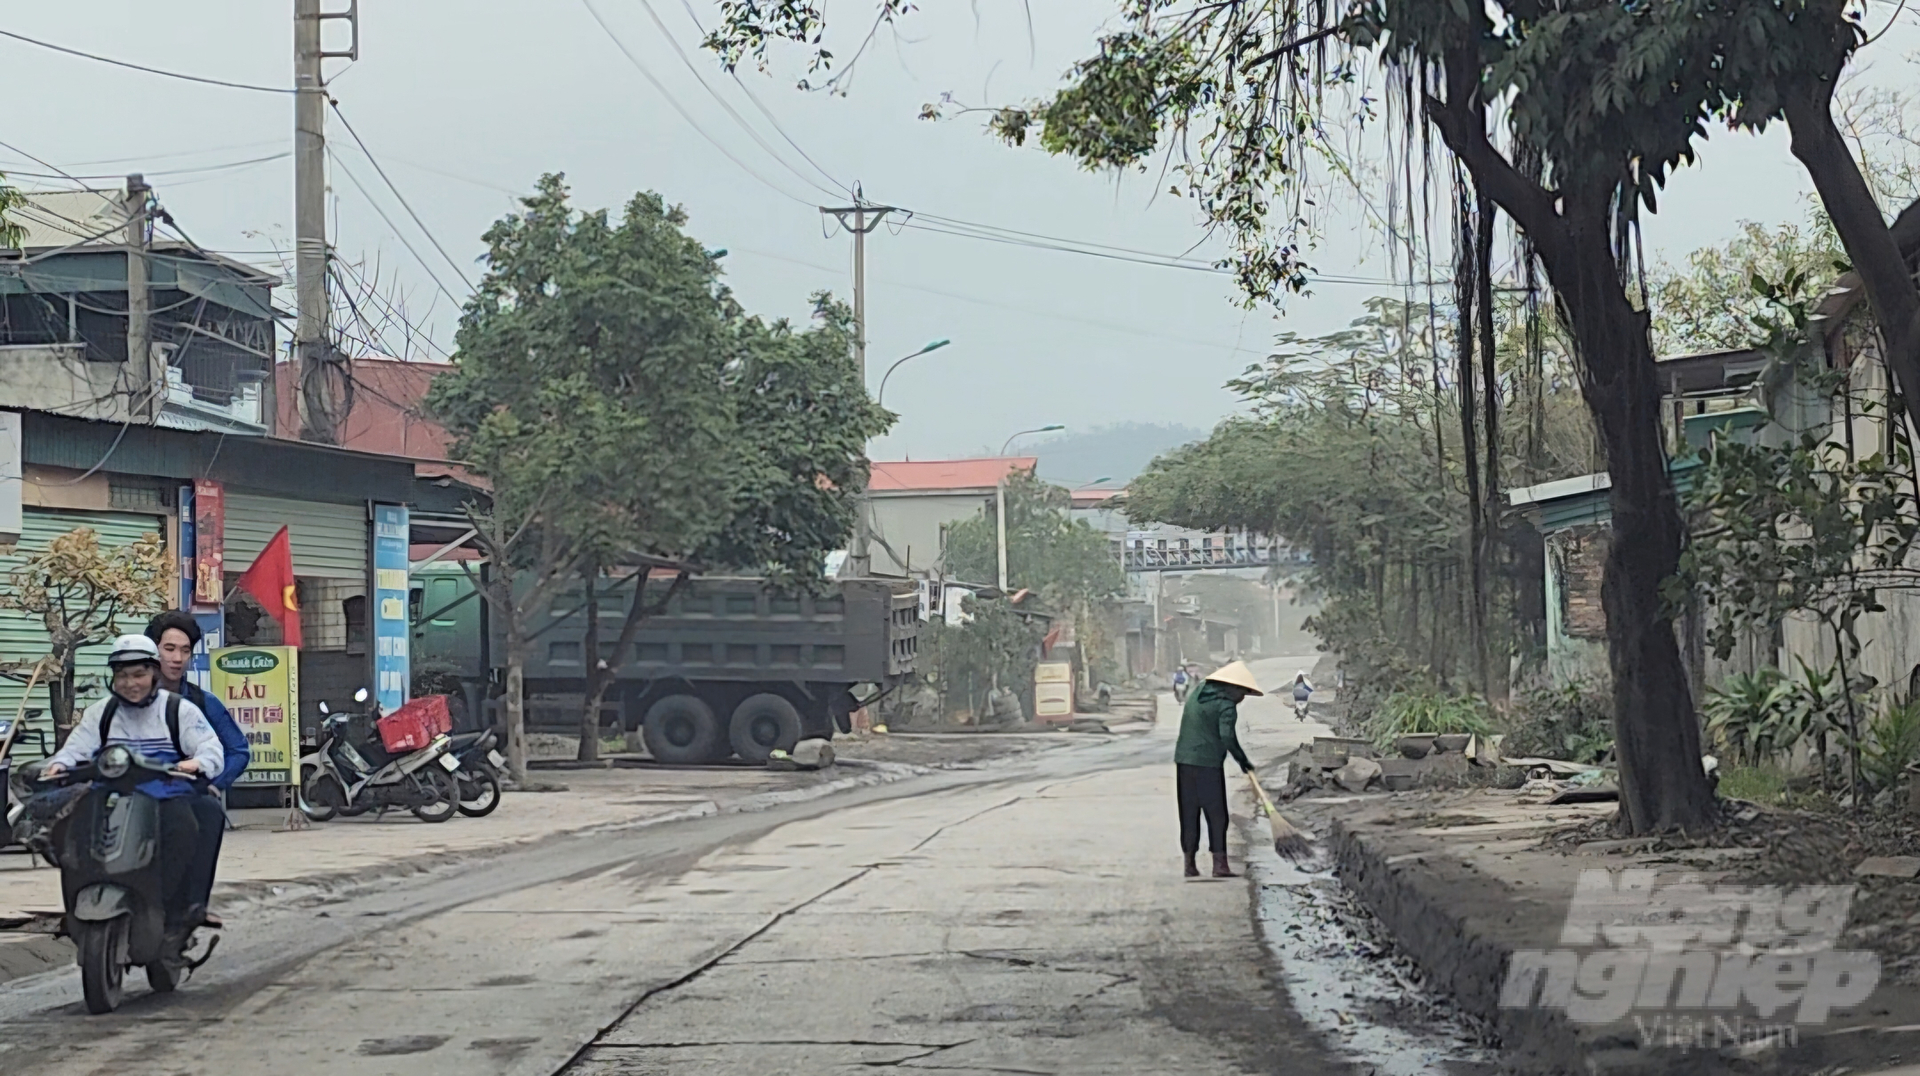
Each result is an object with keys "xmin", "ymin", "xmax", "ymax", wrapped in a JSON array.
[
  {"xmin": 455, "ymin": 767, "xmax": 501, "ymax": 818},
  {"xmin": 300, "ymin": 770, "xmax": 346, "ymax": 823},
  {"xmin": 411, "ymin": 768, "xmax": 458, "ymax": 823},
  {"xmin": 77, "ymin": 918, "xmax": 127, "ymax": 1014},
  {"xmin": 145, "ymin": 956, "xmax": 179, "ymax": 993}
]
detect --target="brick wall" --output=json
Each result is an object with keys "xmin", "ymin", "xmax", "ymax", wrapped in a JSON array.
[{"xmin": 1553, "ymin": 524, "xmax": 1610, "ymax": 640}]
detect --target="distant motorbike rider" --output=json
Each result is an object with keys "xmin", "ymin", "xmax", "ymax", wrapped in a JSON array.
[
  {"xmin": 147, "ymin": 611, "xmax": 250, "ymax": 929},
  {"xmin": 40, "ymin": 634, "xmax": 225, "ymax": 938},
  {"xmin": 1291, "ymin": 671, "xmax": 1314, "ymax": 719}
]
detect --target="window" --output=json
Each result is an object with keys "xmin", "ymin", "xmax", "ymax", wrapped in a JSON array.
[
  {"xmin": 678, "ymin": 593, "xmax": 712, "ymax": 615},
  {"xmin": 548, "ymin": 641, "xmax": 581, "ymax": 663},
  {"xmin": 725, "ymin": 593, "xmax": 758, "ymax": 616},
  {"xmin": 727, "ymin": 644, "xmax": 758, "ymax": 664},
  {"xmin": 682, "ymin": 643, "xmax": 714, "ymax": 663},
  {"xmin": 813, "ymin": 645, "xmax": 844, "ymax": 667},
  {"xmin": 769, "ymin": 595, "xmax": 801, "ymax": 615},
  {"xmin": 815, "ymin": 594, "xmax": 844, "ymax": 616}
]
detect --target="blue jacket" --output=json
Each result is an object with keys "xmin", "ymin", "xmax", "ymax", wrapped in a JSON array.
[{"xmin": 179, "ymin": 681, "xmax": 250, "ymax": 792}]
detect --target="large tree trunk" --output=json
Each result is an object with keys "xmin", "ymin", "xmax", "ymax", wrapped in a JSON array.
[
  {"xmin": 1550, "ymin": 194, "xmax": 1717, "ymax": 833},
  {"xmin": 578, "ymin": 567, "xmax": 602, "ymax": 762},
  {"xmin": 1783, "ymin": 89, "xmax": 1920, "ymax": 435},
  {"xmin": 1424, "ymin": 83, "xmax": 1716, "ymax": 833},
  {"xmin": 504, "ymin": 630, "xmax": 529, "ymax": 786}
]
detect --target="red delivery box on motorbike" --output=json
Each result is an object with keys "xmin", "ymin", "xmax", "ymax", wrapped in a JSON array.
[{"xmin": 377, "ymin": 695, "xmax": 453, "ymax": 753}]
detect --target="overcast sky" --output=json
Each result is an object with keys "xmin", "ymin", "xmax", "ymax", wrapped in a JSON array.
[{"xmin": 3, "ymin": 2, "xmax": 1914, "ymax": 466}]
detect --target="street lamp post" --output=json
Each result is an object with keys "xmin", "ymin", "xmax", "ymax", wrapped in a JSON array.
[
  {"xmin": 876, "ymin": 338, "xmax": 950, "ymax": 411},
  {"xmin": 994, "ymin": 424, "xmax": 1065, "ymax": 591},
  {"xmin": 853, "ymin": 340, "xmax": 953, "ymax": 578}
]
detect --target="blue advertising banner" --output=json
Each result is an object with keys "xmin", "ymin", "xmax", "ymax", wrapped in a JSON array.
[
  {"xmin": 372, "ymin": 504, "xmax": 411, "ymax": 711},
  {"xmin": 179, "ymin": 485, "xmax": 218, "ymax": 690}
]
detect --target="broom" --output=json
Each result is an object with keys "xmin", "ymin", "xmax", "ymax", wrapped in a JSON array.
[{"xmin": 1247, "ymin": 770, "xmax": 1314, "ymax": 862}]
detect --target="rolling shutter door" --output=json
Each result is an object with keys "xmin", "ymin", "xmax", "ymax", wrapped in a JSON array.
[
  {"xmin": 225, "ymin": 493, "xmax": 367, "ymax": 580},
  {"xmin": 0, "ymin": 508, "xmax": 166, "ymax": 761}
]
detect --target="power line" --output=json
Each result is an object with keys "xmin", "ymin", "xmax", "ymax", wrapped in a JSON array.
[
  {"xmin": 0, "ymin": 152, "xmax": 291, "ymax": 183},
  {"xmin": 0, "ymin": 28, "xmax": 292, "ymax": 94},
  {"xmin": 327, "ymin": 149, "xmax": 464, "ymax": 309},
  {"xmin": 630, "ymin": 0, "xmax": 846, "ymax": 199},
  {"xmin": 327, "ymin": 101, "xmax": 476, "ymax": 290},
  {"xmin": 577, "ymin": 0, "xmax": 817, "ymax": 207}
]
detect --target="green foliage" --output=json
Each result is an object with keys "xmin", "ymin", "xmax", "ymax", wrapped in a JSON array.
[
  {"xmin": 428, "ymin": 174, "xmax": 884, "ymax": 586},
  {"xmin": 1704, "ymin": 668, "xmax": 1798, "ymax": 766},
  {"xmin": 1678, "ymin": 272, "xmax": 1920, "ymax": 668},
  {"xmin": 916, "ymin": 596, "xmax": 1048, "ymax": 722},
  {"xmin": 1862, "ymin": 695, "xmax": 1920, "ymax": 794},
  {"xmin": 697, "ymin": 295, "xmax": 891, "ymax": 583},
  {"xmin": 1366, "ymin": 688, "xmax": 1494, "ymax": 749},
  {"xmin": 943, "ymin": 471, "xmax": 1126, "ymax": 610},
  {"xmin": 1649, "ymin": 221, "xmax": 1846, "ymax": 357},
  {"xmin": 1505, "ymin": 680, "xmax": 1615, "ymax": 765}
]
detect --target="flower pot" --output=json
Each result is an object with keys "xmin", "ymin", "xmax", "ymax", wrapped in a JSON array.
[{"xmin": 1397, "ymin": 734, "xmax": 1436, "ymax": 760}]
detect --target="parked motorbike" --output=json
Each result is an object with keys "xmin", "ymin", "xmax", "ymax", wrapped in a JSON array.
[
  {"xmin": 37, "ymin": 748, "xmax": 219, "ymax": 1013},
  {"xmin": 446, "ymin": 729, "xmax": 504, "ymax": 818},
  {"xmin": 299, "ymin": 690, "xmax": 460, "ymax": 823}
]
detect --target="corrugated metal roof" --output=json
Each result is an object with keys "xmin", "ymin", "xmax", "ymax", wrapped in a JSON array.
[{"xmin": 868, "ymin": 457, "xmax": 1037, "ymax": 493}]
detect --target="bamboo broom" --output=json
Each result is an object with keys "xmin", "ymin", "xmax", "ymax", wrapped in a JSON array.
[{"xmin": 1247, "ymin": 770, "xmax": 1314, "ymax": 862}]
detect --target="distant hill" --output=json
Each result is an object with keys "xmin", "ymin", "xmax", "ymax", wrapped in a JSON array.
[{"xmin": 1020, "ymin": 422, "xmax": 1208, "ymax": 488}]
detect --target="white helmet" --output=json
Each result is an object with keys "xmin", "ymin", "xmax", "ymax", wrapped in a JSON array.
[{"xmin": 106, "ymin": 634, "xmax": 161, "ymax": 668}]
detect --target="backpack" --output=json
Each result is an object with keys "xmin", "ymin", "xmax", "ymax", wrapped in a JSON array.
[{"xmin": 98, "ymin": 692, "xmax": 186, "ymax": 766}]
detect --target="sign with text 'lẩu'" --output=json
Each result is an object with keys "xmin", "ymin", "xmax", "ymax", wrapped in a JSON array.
[{"xmin": 210, "ymin": 646, "xmax": 299, "ymax": 786}]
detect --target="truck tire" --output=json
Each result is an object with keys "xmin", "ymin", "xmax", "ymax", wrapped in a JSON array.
[
  {"xmin": 729, "ymin": 693, "xmax": 803, "ymax": 763},
  {"xmin": 643, "ymin": 694, "xmax": 725, "ymax": 764}
]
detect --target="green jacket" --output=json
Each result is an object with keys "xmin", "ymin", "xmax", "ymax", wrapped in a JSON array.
[{"xmin": 1174, "ymin": 681, "xmax": 1253, "ymax": 771}]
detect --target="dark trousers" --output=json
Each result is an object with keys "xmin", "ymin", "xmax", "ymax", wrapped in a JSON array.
[
  {"xmin": 155, "ymin": 796, "xmax": 201, "ymax": 928},
  {"xmin": 184, "ymin": 792, "xmax": 227, "ymax": 913},
  {"xmin": 1176, "ymin": 763, "xmax": 1229, "ymax": 855}
]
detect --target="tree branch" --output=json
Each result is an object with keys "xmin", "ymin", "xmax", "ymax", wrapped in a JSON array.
[{"xmin": 1420, "ymin": 91, "xmax": 1563, "ymax": 263}]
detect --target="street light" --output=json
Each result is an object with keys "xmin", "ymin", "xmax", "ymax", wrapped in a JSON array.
[
  {"xmin": 1000, "ymin": 424, "xmax": 1065, "ymax": 455},
  {"xmin": 875, "ymin": 339, "xmax": 951, "ymax": 410}
]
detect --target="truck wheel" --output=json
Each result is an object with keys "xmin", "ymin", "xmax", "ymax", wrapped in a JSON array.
[
  {"xmin": 643, "ymin": 694, "xmax": 725, "ymax": 764},
  {"xmin": 729, "ymin": 694, "xmax": 803, "ymax": 763}
]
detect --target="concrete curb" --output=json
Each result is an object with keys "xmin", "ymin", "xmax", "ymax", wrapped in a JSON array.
[{"xmin": 1329, "ymin": 815, "xmax": 1595, "ymax": 1072}]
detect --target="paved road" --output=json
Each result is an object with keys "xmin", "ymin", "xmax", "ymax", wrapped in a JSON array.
[{"xmin": 0, "ymin": 658, "xmax": 1344, "ymax": 1075}]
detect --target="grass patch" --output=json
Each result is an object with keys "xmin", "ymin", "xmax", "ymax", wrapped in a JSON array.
[{"xmin": 1718, "ymin": 764, "xmax": 1791, "ymax": 805}]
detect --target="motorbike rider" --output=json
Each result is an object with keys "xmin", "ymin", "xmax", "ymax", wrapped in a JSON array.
[
  {"xmin": 147, "ymin": 611, "xmax": 250, "ymax": 929},
  {"xmin": 40, "ymin": 635, "xmax": 225, "ymax": 939},
  {"xmin": 1291, "ymin": 671, "xmax": 1315, "ymax": 719}
]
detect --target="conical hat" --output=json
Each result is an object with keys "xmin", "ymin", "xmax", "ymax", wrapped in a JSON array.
[{"xmin": 1204, "ymin": 660, "xmax": 1263, "ymax": 696}]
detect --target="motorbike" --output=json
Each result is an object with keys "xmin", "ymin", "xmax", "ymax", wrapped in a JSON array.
[
  {"xmin": 446, "ymin": 728, "xmax": 504, "ymax": 818},
  {"xmin": 37, "ymin": 747, "xmax": 219, "ymax": 1013},
  {"xmin": 299, "ymin": 690, "xmax": 460, "ymax": 823}
]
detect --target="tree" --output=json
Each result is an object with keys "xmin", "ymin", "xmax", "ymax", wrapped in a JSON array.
[
  {"xmin": 576, "ymin": 296, "xmax": 890, "ymax": 756},
  {"xmin": 1756, "ymin": 5, "xmax": 1920, "ymax": 448},
  {"xmin": 0, "ymin": 527, "xmax": 170, "ymax": 743},
  {"xmin": 427, "ymin": 175, "xmax": 738, "ymax": 777},
  {"xmin": 943, "ymin": 471, "xmax": 1127, "ymax": 611}
]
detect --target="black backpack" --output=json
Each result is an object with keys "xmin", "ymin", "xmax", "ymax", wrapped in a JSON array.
[{"xmin": 97, "ymin": 692, "xmax": 186, "ymax": 765}]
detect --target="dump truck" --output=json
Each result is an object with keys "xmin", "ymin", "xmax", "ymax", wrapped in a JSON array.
[{"xmin": 410, "ymin": 567, "xmax": 918, "ymax": 763}]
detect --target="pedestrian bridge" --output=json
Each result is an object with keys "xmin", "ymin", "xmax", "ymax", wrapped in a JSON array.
[{"xmin": 1119, "ymin": 543, "xmax": 1296, "ymax": 572}]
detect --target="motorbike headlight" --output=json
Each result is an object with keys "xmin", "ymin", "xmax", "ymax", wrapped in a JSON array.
[{"xmin": 97, "ymin": 744, "xmax": 133, "ymax": 779}]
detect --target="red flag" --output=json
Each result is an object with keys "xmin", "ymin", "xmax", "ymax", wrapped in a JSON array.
[{"xmin": 236, "ymin": 525, "xmax": 302, "ymax": 648}]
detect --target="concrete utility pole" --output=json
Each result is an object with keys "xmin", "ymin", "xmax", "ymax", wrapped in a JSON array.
[
  {"xmin": 996, "ymin": 480, "xmax": 1009, "ymax": 591},
  {"xmin": 124, "ymin": 174, "xmax": 153, "ymax": 423},
  {"xmin": 822, "ymin": 192, "xmax": 898, "ymax": 578},
  {"xmin": 293, "ymin": 0, "xmax": 358, "ymax": 444}
]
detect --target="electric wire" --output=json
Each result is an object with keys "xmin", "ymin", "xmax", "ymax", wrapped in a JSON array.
[
  {"xmin": 327, "ymin": 100, "xmax": 476, "ymax": 290},
  {"xmin": 577, "ymin": 0, "xmax": 817, "ymax": 207},
  {"xmin": 0, "ymin": 152, "xmax": 291, "ymax": 183},
  {"xmin": 630, "ymin": 0, "xmax": 847, "ymax": 199},
  {"xmin": 0, "ymin": 29, "xmax": 292, "ymax": 94},
  {"xmin": 327, "ymin": 148, "xmax": 464, "ymax": 308}
]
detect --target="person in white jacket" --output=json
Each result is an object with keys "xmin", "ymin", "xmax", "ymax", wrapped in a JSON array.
[{"xmin": 42, "ymin": 634, "xmax": 224, "ymax": 932}]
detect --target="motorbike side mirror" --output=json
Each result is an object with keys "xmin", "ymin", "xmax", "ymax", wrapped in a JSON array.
[
  {"xmin": 353, "ymin": 688, "xmax": 370, "ymax": 704},
  {"xmin": 318, "ymin": 701, "xmax": 330, "ymax": 715}
]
